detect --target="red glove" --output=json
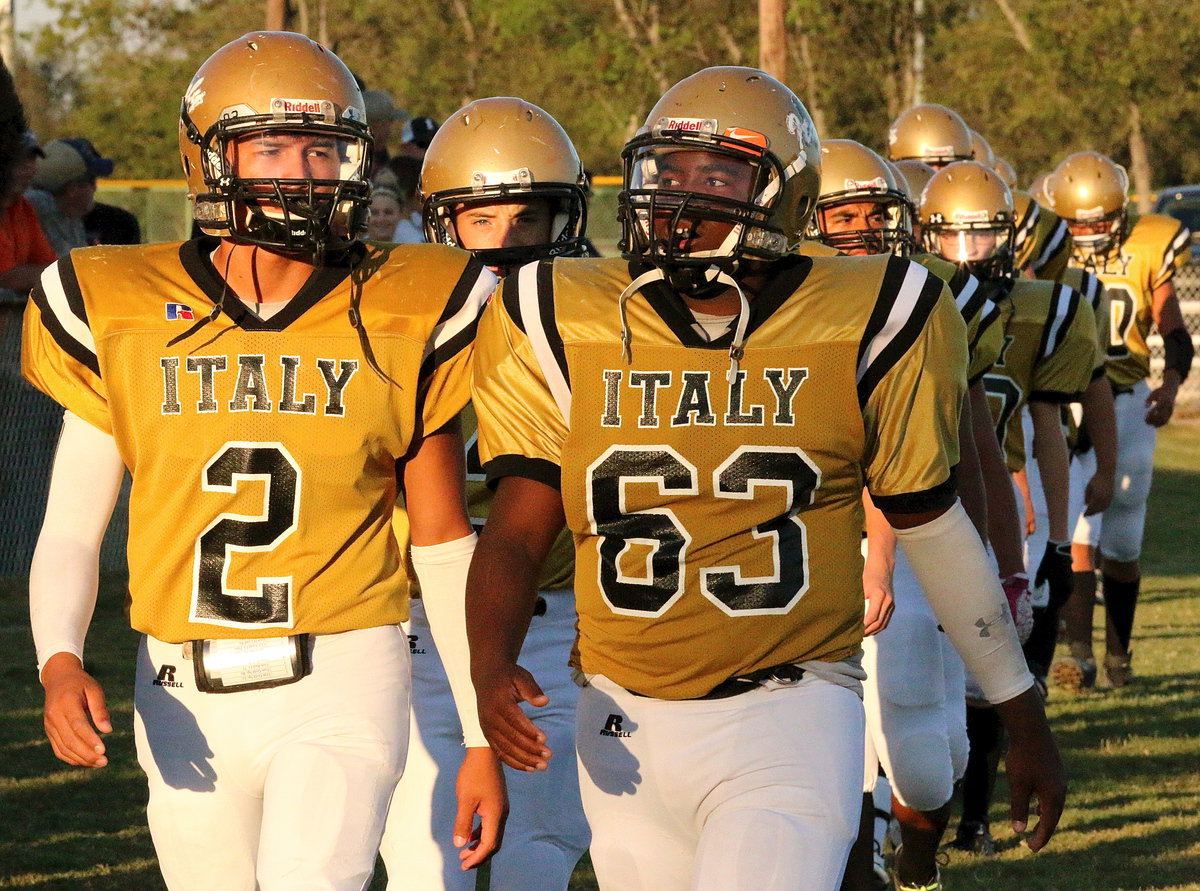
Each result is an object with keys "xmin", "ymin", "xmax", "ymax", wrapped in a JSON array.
[{"xmin": 1001, "ymin": 572, "xmax": 1035, "ymax": 643}]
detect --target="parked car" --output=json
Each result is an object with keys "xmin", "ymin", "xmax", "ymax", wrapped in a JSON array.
[{"xmin": 1152, "ymin": 185, "xmax": 1200, "ymax": 263}]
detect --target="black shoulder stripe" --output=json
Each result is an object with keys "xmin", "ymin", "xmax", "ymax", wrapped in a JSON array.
[
  {"xmin": 953, "ymin": 270, "xmax": 987, "ymax": 325},
  {"xmin": 870, "ymin": 468, "xmax": 957, "ymax": 515},
  {"xmin": 1033, "ymin": 220, "xmax": 1070, "ymax": 271},
  {"xmin": 483, "ymin": 455, "xmax": 562, "ymax": 491},
  {"xmin": 500, "ymin": 265, "xmax": 529, "ymax": 334},
  {"xmin": 418, "ymin": 256, "xmax": 493, "ymax": 385},
  {"xmin": 29, "ymin": 259, "xmax": 100, "ymax": 377},
  {"xmin": 1159, "ymin": 225, "xmax": 1191, "ymax": 280},
  {"xmin": 1037, "ymin": 283, "xmax": 1080, "ymax": 362},
  {"xmin": 536, "ymin": 260, "xmax": 570, "ymax": 394},
  {"xmin": 1015, "ymin": 201, "xmax": 1040, "ymax": 249},
  {"xmin": 857, "ymin": 258, "xmax": 944, "ymax": 408},
  {"xmin": 1081, "ymin": 271, "xmax": 1102, "ymax": 310}
]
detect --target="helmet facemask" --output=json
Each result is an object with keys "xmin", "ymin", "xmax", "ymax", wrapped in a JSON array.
[
  {"xmin": 923, "ymin": 217, "xmax": 1016, "ymax": 281},
  {"xmin": 423, "ymin": 175, "xmax": 588, "ymax": 268},
  {"xmin": 618, "ymin": 129, "xmax": 799, "ymax": 295},
  {"xmin": 811, "ymin": 191, "xmax": 913, "ymax": 257},
  {"xmin": 182, "ymin": 104, "xmax": 373, "ymax": 256},
  {"xmin": 1065, "ymin": 207, "xmax": 1126, "ymax": 259}
]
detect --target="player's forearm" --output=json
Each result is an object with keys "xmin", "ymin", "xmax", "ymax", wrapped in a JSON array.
[
  {"xmin": 30, "ymin": 413, "xmax": 125, "ymax": 675},
  {"xmin": 956, "ymin": 392, "xmax": 989, "ymax": 542},
  {"xmin": 970, "ymin": 383, "xmax": 1024, "ymax": 576},
  {"xmin": 467, "ymin": 526, "xmax": 545, "ymax": 674},
  {"xmin": 892, "ymin": 501, "xmax": 1034, "ymax": 704},
  {"xmin": 1080, "ymin": 375, "xmax": 1117, "ymax": 476},
  {"xmin": 1029, "ymin": 401, "xmax": 1071, "ymax": 541},
  {"xmin": 0, "ymin": 263, "xmax": 49, "ymax": 293}
]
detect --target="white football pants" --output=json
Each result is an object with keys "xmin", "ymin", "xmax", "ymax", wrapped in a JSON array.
[
  {"xmin": 861, "ymin": 548, "xmax": 968, "ymax": 811},
  {"xmin": 379, "ymin": 593, "xmax": 588, "ymax": 890},
  {"xmin": 576, "ymin": 672, "xmax": 863, "ymax": 891},
  {"xmin": 134, "ymin": 626, "xmax": 410, "ymax": 891}
]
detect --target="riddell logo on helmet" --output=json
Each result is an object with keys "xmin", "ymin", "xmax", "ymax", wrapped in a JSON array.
[
  {"xmin": 657, "ymin": 117, "xmax": 717, "ymax": 134},
  {"xmin": 272, "ymin": 98, "xmax": 332, "ymax": 117},
  {"xmin": 923, "ymin": 144, "xmax": 955, "ymax": 157},
  {"xmin": 846, "ymin": 176, "xmax": 888, "ymax": 191},
  {"xmin": 952, "ymin": 209, "xmax": 991, "ymax": 223}
]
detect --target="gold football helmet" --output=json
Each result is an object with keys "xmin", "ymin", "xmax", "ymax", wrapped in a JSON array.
[
  {"xmin": 619, "ymin": 66, "xmax": 821, "ymax": 285},
  {"xmin": 178, "ymin": 32, "xmax": 372, "ymax": 254},
  {"xmin": 420, "ymin": 97, "xmax": 588, "ymax": 265},
  {"xmin": 968, "ymin": 129, "xmax": 996, "ymax": 170},
  {"xmin": 920, "ymin": 160, "xmax": 1016, "ymax": 280},
  {"xmin": 1045, "ymin": 151, "xmax": 1129, "ymax": 257},
  {"xmin": 807, "ymin": 139, "xmax": 912, "ymax": 255},
  {"xmin": 887, "ymin": 104, "xmax": 973, "ymax": 168},
  {"xmin": 993, "ymin": 156, "xmax": 1018, "ymax": 189},
  {"xmin": 1028, "ymin": 172, "xmax": 1053, "ymax": 208}
]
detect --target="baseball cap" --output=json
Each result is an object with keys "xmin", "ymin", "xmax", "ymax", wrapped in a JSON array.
[
  {"xmin": 22, "ymin": 131, "xmax": 45, "ymax": 158},
  {"xmin": 33, "ymin": 138, "xmax": 115, "ymax": 191},
  {"xmin": 362, "ymin": 89, "xmax": 404, "ymax": 123},
  {"xmin": 405, "ymin": 116, "xmax": 439, "ymax": 149}
]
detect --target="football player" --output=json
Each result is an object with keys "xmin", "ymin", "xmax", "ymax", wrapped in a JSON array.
[
  {"xmin": 380, "ymin": 96, "xmax": 591, "ymax": 891},
  {"xmin": 1047, "ymin": 151, "xmax": 1193, "ymax": 688},
  {"xmin": 810, "ymin": 140, "xmax": 1029, "ymax": 891},
  {"xmin": 467, "ymin": 68, "xmax": 1064, "ymax": 890},
  {"xmin": 22, "ymin": 33, "xmax": 503, "ymax": 888},
  {"xmin": 920, "ymin": 161, "xmax": 1097, "ymax": 855},
  {"xmin": 887, "ymin": 103, "xmax": 973, "ymax": 170}
]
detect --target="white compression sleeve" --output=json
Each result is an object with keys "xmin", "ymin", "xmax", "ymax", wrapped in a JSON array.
[
  {"xmin": 893, "ymin": 500, "xmax": 1035, "ymax": 704},
  {"xmin": 29, "ymin": 411, "xmax": 125, "ymax": 676},
  {"xmin": 411, "ymin": 532, "xmax": 489, "ymax": 748}
]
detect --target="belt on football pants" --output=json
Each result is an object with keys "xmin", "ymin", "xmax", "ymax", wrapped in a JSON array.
[{"xmin": 627, "ymin": 662, "xmax": 807, "ymax": 701}]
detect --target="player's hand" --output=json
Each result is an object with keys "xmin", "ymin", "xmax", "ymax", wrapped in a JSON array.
[
  {"xmin": 1000, "ymin": 573, "xmax": 1035, "ymax": 644},
  {"xmin": 862, "ymin": 567, "xmax": 894, "ymax": 637},
  {"xmin": 995, "ymin": 685, "xmax": 1067, "ymax": 851},
  {"xmin": 1082, "ymin": 470, "xmax": 1114, "ymax": 516},
  {"xmin": 40, "ymin": 652, "xmax": 112, "ymax": 768},
  {"xmin": 474, "ymin": 662, "xmax": 552, "ymax": 771},
  {"xmin": 1144, "ymin": 384, "xmax": 1176, "ymax": 427},
  {"xmin": 1034, "ymin": 541, "xmax": 1073, "ymax": 608},
  {"xmin": 454, "ymin": 746, "xmax": 508, "ymax": 870}
]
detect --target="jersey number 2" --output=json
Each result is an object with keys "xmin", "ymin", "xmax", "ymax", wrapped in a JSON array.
[
  {"xmin": 587, "ymin": 445, "xmax": 819, "ymax": 618},
  {"xmin": 190, "ymin": 443, "xmax": 301, "ymax": 628}
]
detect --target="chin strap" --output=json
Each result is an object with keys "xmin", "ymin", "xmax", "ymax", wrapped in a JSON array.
[
  {"xmin": 617, "ymin": 266, "xmax": 668, "ymax": 363},
  {"xmin": 711, "ymin": 267, "xmax": 750, "ymax": 384},
  {"xmin": 617, "ymin": 265, "xmax": 749, "ymax": 383}
]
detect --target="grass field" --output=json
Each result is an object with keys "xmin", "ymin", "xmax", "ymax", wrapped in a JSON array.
[{"xmin": 1, "ymin": 421, "xmax": 1197, "ymax": 890}]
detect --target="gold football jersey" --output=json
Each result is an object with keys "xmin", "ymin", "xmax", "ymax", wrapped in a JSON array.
[
  {"xmin": 1013, "ymin": 189, "xmax": 1071, "ymax": 280},
  {"xmin": 1070, "ymin": 213, "xmax": 1191, "ymax": 388},
  {"xmin": 473, "ymin": 255, "xmax": 966, "ymax": 699},
  {"xmin": 1059, "ymin": 266, "xmax": 1110, "ymax": 378},
  {"xmin": 910, "ymin": 252, "xmax": 1001, "ymax": 382},
  {"xmin": 981, "ymin": 278, "xmax": 1097, "ymax": 471},
  {"xmin": 24, "ymin": 238, "xmax": 493, "ymax": 642}
]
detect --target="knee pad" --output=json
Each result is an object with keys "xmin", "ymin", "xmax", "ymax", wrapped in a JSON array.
[{"xmin": 885, "ymin": 727, "xmax": 955, "ymax": 812}]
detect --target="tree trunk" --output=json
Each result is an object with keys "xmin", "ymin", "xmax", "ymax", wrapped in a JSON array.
[
  {"xmin": 265, "ymin": 0, "xmax": 289, "ymax": 30},
  {"xmin": 1128, "ymin": 100, "xmax": 1153, "ymax": 214},
  {"xmin": 758, "ymin": 0, "xmax": 787, "ymax": 82}
]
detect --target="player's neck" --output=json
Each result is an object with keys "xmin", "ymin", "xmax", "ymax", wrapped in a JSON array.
[{"xmin": 212, "ymin": 240, "xmax": 316, "ymax": 305}]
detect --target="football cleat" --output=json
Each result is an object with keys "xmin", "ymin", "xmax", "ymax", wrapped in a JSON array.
[
  {"xmin": 891, "ymin": 845, "xmax": 945, "ymax": 891},
  {"xmin": 950, "ymin": 820, "xmax": 996, "ymax": 856},
  {"xmin": 1104, "ymin": 651, "xmax": 1135, "ymax": 688},
  {"xmin": 1050, "ymin": 642, "xmax": 1097, "ymax": 693}
]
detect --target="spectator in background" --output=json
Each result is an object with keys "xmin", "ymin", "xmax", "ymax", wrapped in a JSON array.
[
  {"xmin": 398, "ymin": 115, "xmax": 438, "ymax": 160},
  {"xmin": 364, "ymin": 89, "xmax": 407, "ymax": 179},
  {"xmin": 1, "ymin": 132, "xmax": 55, "ymax": 298},
  {"xmin": 386, "ymin": 155, "xmax": 425, "ymax": 243},
  {"xmin": 367, "ymin": 186, "xmax": 403, "ymax": 242},
  {"xmin": 84, "ymin": 201, "xmax": 141, "ymax": 245},
  {"xmin": 27, "ymin": 137, "xmax": 114, "ymax": 257}
]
